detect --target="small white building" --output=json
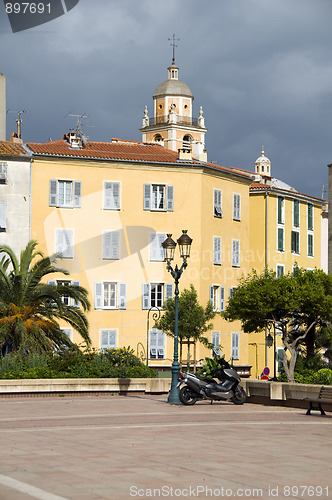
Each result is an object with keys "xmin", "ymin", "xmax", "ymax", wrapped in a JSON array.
[{"xmin": 0, "ymin": 141, "xmax": 32, "ymax": 256}]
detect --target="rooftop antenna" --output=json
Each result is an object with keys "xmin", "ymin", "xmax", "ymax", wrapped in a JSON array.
[
  {"xmin": 7, "ymin": 109, "xmax": 26, "ymax": 138},
  {"xmin": 66, "ymin": 113, "xmax": 88, "ymax": 134},
  {"xmin": 168, "ymin": 34, "xmax": 180, "ymax": 63}
]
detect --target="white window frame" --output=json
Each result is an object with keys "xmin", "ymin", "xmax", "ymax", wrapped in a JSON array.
[
  {"xmin": 94, "ymin": 281, "xmax": 127, "ymax": 310},
  {"xmin": 142, "ymin": 282, "xmax": 173, "ymax": 310},
  {"xmin": 49, "ymin": 179, "xmax": 81, "ymax": 208},
  {"xmin": 233, "ymin": 193, "xmax": 241, "ymax": 221},
  {"xmin": 213, "ymin": 236, "xmax": 222, "ymax": 265},
  {"xmin": 55, "ymin": 229, "xmax": 74, "ymax": 258},
  {"xmin": 150, "ymin": 233, "xmax": 166, "ymax": 262},
  {"xmin": 213, "ymin": 189, "xmax": 223, "ymax": 218},
  {"xmin": 100, "ymin": 329, "xmax": 117, "ymax": 350},
  {"xmin": 48, "ymin": 280, "xmax": 80, "ymax": 308},
  {"xmin": 104, "ymin": 181, "xmax": 121, "ymax": 210},
  {"xmin": 144, "ymin": 183, "xmax": 174, "ymax": 212},
  {"xmin": 232, "ymin": 240, "xmax": 240, "ymax": 267},
  {"xmin": 276, "ymin": 264, "xmax": 285, "ymax": 278},
  {"xmin": 103, "ymin": 230, "xmax": 120, "ymax": 260},
  {"xmin": 149, "ymin": 329, "xmax": 165, "ymax": 359},
  {"xmin": 231, "ymin": 332, "xmax": 240, "ymax": 360}
]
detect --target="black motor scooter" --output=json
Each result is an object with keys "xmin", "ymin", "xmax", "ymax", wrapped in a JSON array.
[{"xmin": 177, "ymin": 353, "xmax": 246, "ymax": 405}]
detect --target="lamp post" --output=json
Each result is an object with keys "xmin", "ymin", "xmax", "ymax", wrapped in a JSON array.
[
  {"xmin": 146, "ymin": 306, "xmax": 161, "ymax": 367},
  {"xmin": 265, "ymin": 320, "xmax": 277, "ymax": 381},
  {"xmin": 162, "ymin": 230, "xmax": 193, "ymax": 404}
]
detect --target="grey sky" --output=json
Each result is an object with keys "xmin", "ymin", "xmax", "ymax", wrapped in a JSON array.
[{"xmin": 1, "ymin": 0, "xmax": 331, "ymax": 199}]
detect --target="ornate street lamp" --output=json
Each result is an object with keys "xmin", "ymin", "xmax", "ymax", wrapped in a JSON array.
[
  {"xmin": 265, "ymin": 320, "xmax": 277, "ymax": 381},
  {"xmin": 162, "ymin": 230, "xmax": 193, "ymax": 404}
]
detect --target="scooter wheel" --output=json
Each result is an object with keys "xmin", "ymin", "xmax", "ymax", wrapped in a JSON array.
[
  {"xmin": 231, "ymin": 385, "xmax": 246, "ymax": 405},
  {"xmin": 179, "ymin": 386, "xmax": 198, "ymax": 405}
]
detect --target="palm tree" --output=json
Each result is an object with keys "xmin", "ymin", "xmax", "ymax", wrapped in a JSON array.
[{"xmin": 0, "ymin": 241, "xmax": 91, "ymax": 354}]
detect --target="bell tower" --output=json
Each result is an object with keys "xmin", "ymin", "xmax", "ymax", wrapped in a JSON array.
[{"xmin": 140, "ymin": 36, "xmax": 207, "ymax": 162}]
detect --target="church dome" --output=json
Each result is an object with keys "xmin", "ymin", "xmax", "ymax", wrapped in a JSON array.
[
  {"xmin": 153, "ymin": 79, "xmax": 193, "ymax": 99},
  {"xmin": 255, "ymin": 149, "xmax": 270, "ymax": 165}
]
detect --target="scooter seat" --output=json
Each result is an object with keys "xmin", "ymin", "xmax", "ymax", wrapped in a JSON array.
[{"xmin": 196, "ymin": 373, "xmax": 216, "ymax": 383}]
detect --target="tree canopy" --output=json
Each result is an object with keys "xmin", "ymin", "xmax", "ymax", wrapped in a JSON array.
[
  {"xmin": 223, "ymin": 267, "xmax": 332, "ymax": 382},
  {"xmin": 155, "ymin": 284, "xmax": 216, "ymax": 348},
  {"xmin": 0, "ymin": 241, "xmax": 91, "ymax": 354}
]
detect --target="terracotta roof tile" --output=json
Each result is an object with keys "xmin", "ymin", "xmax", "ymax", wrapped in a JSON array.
[
  {"xmin": 249, "ymin": 182, "xmax": 324, "ymax": 202},
  {"xmin": 0, "ymin": 141, "xmax": 29, "ymax": 156}
]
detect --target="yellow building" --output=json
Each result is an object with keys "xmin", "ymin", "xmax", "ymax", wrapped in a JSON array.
[
  {"xmin": 246, "ymin": 150, "xmax": 324, "ymax": 377},
  {"xmin": 28, "ymin": 132, "xmax": 253, "ymax": 371}
]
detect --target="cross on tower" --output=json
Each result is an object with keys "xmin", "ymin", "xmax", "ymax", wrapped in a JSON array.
[{"xmin": 168, "ymin": 34, "xmax": 180, "ymax": 63}]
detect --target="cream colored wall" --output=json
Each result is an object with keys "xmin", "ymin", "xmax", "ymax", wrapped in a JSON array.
[{"xmin": 31, "ymin": 158, "xmax": 252, "ymax": 368}]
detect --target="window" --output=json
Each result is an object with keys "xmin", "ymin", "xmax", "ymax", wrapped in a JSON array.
[
  {"xmin": 182, "ymin": 135, "xmax": 192, "ymax": 149},
  {"xmin": 308, "ymin": 233, "xmax": 314, "ymax": 257},
  {"xmin": 100, "ymin": 330, "xmax": 117, "ymax": 350},
  {"xmin": 48, "ymin": 280, "xmax": 80, "ymax": 307},
  {"xmin": 213, "ymin": 236, "xmax": 221, "ymax": 265},
  {"xmin": 49, "ymin": 180, "xmax": 81, "ymax": 208},
  {"xmin": 142, "ymin": 283, "xmax": 173, "ymax": 309},
  {"xmin": 213, "ymin": 189, "xmax": 222, "ymax": 218},
  {"xmin": 232, "ymin": 240, "xmax": 240, "ymax": 267},
  {"xmin": 276, "ymin": 264, "xmax": 285, "ymax": 278},
  {"xmin": 0, "ymin": 201, "xmax": 6, "ymax": 231},
  {"xmin": 277, "ymin": 196, "xmax": 284, "ymax": 224},
  {"xmin": 210, "ymin": 286, "xmax": 225, "ymax": 311},
  {"xmin": 104, "ymin": 182, "xmax": 120, "ymax": 210},
  {"xmin": 61, "ymin": 328, "xmax": 72, "ymax": 341},
  {"xmin": 291, "ymin": 231, "xmax": 300, "ymax": 254},
  {"xmin": 0, "ymin": 162, "xmax": 7, "ymax": 183},
  {"xmin": 150, "ymin": 233, "xmax": 166, "ymax": 262},
  {"xmin": 103, "ymin": 231, "xmax": 120, "ymax": 260},
  {"xmin": 149, "ymin": 329, "xmax": 165, "ymax": 359},
  {"xmin": 293, "ymin": 199, "xmax": 300, "ymax": 227},
  {"xmin": 277, "ymin": 227, "xmax": 284, "ymax": 252},
  {"xmin": 231, "ymin": 333, "xmax": 239, "ymax": 360},
  {"xmin": 212, "ymin": 331, "xmax": 220, "ymax": 352},
  {"xmin": 307, "ymin": 203, "xmax": 313, "ymax": 230},
  {"xmin": 94, "ymin": 282, "xmax": 127, "ymax": 310},
  {"xmin": 55, "ymin": 229, "xmax": 73, "ymax": 258},
  {"xmin": 143, "ymin": 184, "xmax": 174, "ymax": 211},
  {"xmin": 233, "ymin": 194, "xmax": 241, "ymax": 221}
]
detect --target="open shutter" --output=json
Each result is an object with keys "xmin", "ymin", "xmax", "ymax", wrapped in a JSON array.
[
  {"xmin": 73, "ymin": 181, "xmax": 81, "ymax": 208},
  {"xmin": 142, "ymin": 283, "xmax": 150, "ymax": 309},
  {"xmin": 143, "ymin": 184, "xmax": 151, "ymax": 210},
  {"xmin": 166, "ymin": 185, "xmax": 174, "ymax": 211},
  {"xmin": 95, "ymin": 282, "xmax": 103, "ymax": 309},
  {"xmin": 49, "ymin": 180, "xmax": 57, "ymax": 206},
  {"xmin": 0, "ymin": 202, "xmax": 6, "ymax": 230},
  {"xmin": 72, "ymin": 280, "xmax": 80, "ymax": 307},
  {"xmin": 118, "ymin": 283, "xmax": 127, "ymax": 309},
  {"xmin": 209, "ymin": 286, "xmax": 214, "ymax": 306},
  {"xmin": 214, "ymin": 189, "xmax": 222, "ymax": 217},
  {"xmin": 220, "ymin": 287, "xmax": 225, "ymax": 311},
  {"xmin": 165, "ymin": 283, "xmax": 173, "ymax": 300}
]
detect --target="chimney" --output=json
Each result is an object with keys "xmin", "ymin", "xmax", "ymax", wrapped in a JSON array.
[{"xmin": 0, "ymin": 74, "xmax": 6, "ymax": 141}]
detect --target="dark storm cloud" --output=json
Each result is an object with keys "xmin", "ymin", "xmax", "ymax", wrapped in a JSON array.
[{"xmin": 1, "ymin": 0, "xmax": 332, "ymax": 198}]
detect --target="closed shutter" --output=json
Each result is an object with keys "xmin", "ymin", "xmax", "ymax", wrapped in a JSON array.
[
  {"xmin": 277, "ymin": 197, "xmax": 283, "ymax": 224},
  {"xmin": 308, "ymin": 203, "xmax": 313, "ymax": 230},
  {"xmin": 308, "ymin": 234, "xmax": 313, "ymax": 256},
  {"xmin": 143, "ymin": 184, "xmax": 151, "ymax": 210},
  {"xmin": 150, "ymin": 233, "xmax": 165, "ymax": 261},
  {"xmin": 232, "ymin": 333, "xmax": 239, "ymax": 359},
  {"xmin": 212, "ymin": 331, "xmax": 220, "ymax": 348},
  {"xmin": 95, "ymin": 282, "xmax": 103, "ymax": 309},
  {"xmin": 233, "ymin": 194, "xmax": 240, "ymax": 220},
  {"xmin": 118, "ymin": 283, "xmax": 127, "ymax": 309},
  {"xmin": 214, "ymin": 189, "xmax": 222, "ymax": 217},
  {"xmin": 293, "ymin": 200, "xmax": 299, "ymax": 227},
  {"xmin": 112, "ymin": 182, "xmax": 120, "ymax": 209},
  {"xmin": 73, "ymin": 181, "xmax": 81, "ymax": 208},
  {"xmin": 101, "ymin": 330, "xmax": 116, "ymax": 350},
  {"xmin": 56, "ymin": 230, "xmax": 73, "ymax": 258},
  {"xmin": 166, "ymin": 185, "xmax": 174, "ymax": 211},
  {"xmin": 157, "ymin": 331, "xmax": 165, "ymax": 358},
  {"xmin": 213, "ymin": 236, "xmax": 221, "ymax": 265},
  {"xmin": 149, "ymin": 330, "xmax": 157, "ymax": 358},
  {"xmin": 49, "ymin": 180, "xmax": 57, "ymax": 206},
  {"xmin": 232, "ymin": 240, "xmax": 240, "ymax": 267},
  {"xmin": 142, "ymin": 283, "xmax": 150, "ymax": 309},
  {"xmin": 277, "ymin": 228, "xmax": 284, "ymax": 252},
  {"xmin": 103, "ymin": 231, "xmax": 120, "ymax": 260}
]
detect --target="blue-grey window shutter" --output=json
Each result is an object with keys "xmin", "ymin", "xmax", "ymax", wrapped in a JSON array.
[
  {"xmin": 220, "ymin": 287, "xmax": 225, "ymax": 311},
  {"xmin": 95, "ymin": 282, "xmax": 103, "ymax": 309},
  {"xmin": 144, "ymin": 184, "xmax": 151, "ymax": 210},
  {"xmin": 73, "ymin": 181, "xmax": 81, "ymax": 208},
  {"xmin": 49, "ymin": 179, "xmax": 57, "ymax": 206},
  {"xmin": 165, "ymin": 283, "xmax": 173, "ymax": 300},
  {"xmin": 118, "ymin": 283, "xmax": 127, "ymax": 309},
  {"xmin": 209, "ymin": 286, "xmax": 214, "ymax": 305},
  {"xmin": 142, "ymin": 283, "xmax": 150, "ymax": 309},
  {"xmin": 72, "ymin": 280, "xmax": 80, "ymax": 307},
  {"xmin": 167, "ymin": 185, "xmax": 174, "ymax": 211}
]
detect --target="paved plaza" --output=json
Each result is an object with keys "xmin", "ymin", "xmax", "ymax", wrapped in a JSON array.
[{"xmin": 0, "ymin": 394, "xmax": 331, "ymax": 500}]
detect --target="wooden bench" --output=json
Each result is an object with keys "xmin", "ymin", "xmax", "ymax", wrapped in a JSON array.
[{"xmin": 306, "ymin": 386, "xmax": 332, "ymax": 415}]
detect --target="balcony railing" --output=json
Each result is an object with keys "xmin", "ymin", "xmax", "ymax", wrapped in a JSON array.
[{"xmin": 143, "ymin": 116, "xmax": 200, "ymax": 127}]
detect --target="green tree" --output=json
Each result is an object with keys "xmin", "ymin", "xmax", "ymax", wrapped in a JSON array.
[
  {"xmin": 223, "ymin": 268, "xmax": 332, "ymax": 382},
  {"xmin": 0, "ymin": 241, "xmax": 91, "ymax": 354},
  {"xmin": 155, "ymin": 284, "xmax": 216, "ymax": 360}
]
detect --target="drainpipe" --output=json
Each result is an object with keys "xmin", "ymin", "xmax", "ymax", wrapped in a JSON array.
[{"xmin": 265, "ymin": 189, "xmax": 268, "ymax": 367}]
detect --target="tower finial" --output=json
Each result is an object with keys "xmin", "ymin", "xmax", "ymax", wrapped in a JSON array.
[
  {"xmin": 168, "ymin": 34, "xmax": 180, "ymax": 64},
  {"xmin": 261, "ymin": 145, "xmax": 264, "ymax": 155}
]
